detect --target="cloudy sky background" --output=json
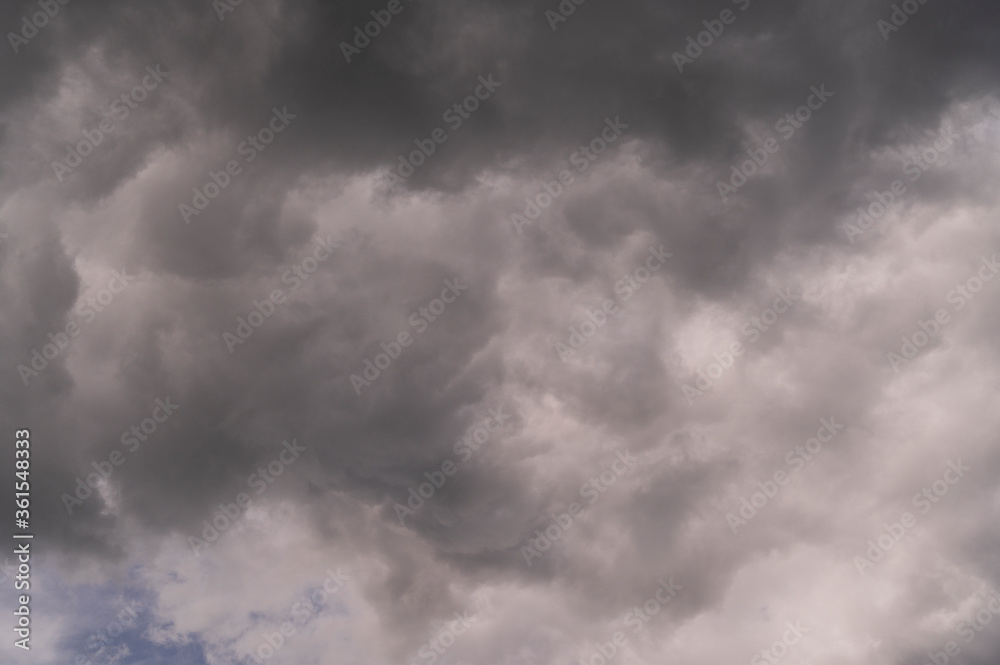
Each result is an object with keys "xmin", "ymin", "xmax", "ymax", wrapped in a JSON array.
[{"xmin": 2, "ymin": 0, "xmax": 1000, "ymax": 664}]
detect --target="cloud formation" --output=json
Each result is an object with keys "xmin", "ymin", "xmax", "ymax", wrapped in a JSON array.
[{"xmin": 2, "ymin": 0, "xmax": 1000, "ymax": 664}]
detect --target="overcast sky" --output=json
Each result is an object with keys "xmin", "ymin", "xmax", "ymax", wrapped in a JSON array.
[{"xmin": 2, "ymin": 0, "xmax": 1000, "ymax": 664}]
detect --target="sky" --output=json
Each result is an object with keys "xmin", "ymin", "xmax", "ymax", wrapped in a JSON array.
[{"xmin": 2, "ymin": 0, "xmax": 1000, "ymax": 664}]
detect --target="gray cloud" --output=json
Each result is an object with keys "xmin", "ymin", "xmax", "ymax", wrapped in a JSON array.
[{"xmin": 2, "ymin": 0, "xmax": 1000, "ymax": 664}]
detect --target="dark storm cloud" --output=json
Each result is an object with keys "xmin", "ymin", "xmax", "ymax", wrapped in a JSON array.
[{"xmin": 3, "ymin": 1, "xmax": 1000, "ymax": 664}]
